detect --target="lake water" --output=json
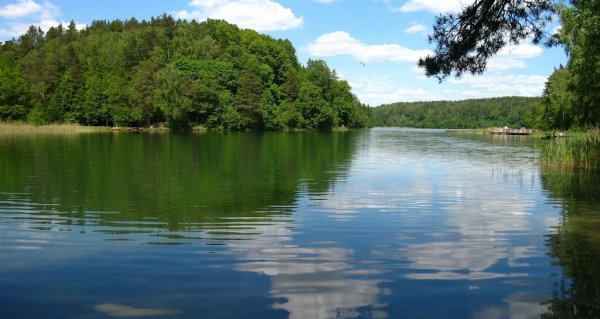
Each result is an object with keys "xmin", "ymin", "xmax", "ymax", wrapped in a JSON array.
[{"xmin": 1, "ymin": 128, "xmax": 599, "ymax": 318}]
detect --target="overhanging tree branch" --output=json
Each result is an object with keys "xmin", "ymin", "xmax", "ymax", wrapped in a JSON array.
[{"xmin": 418, "ymin": 0, "xmax": 557, "ymax": 82}]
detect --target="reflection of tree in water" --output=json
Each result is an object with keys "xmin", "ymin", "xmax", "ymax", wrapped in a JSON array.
[
  {"xmin": 0, "ymin": 132, "xmax": 359, "ymax": 233},
  {"xmin": 541, "ymin": 169, "xmax": 600, "ymax": 318},
  {"xmin": 0, "ymin": 131, "xmax": 387, "ymax": 319}
]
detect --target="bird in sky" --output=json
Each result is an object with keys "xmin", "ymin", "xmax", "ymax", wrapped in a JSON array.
[{"xmin": 360, "ymin": 61, "xmax": 366, "ymax": 67}]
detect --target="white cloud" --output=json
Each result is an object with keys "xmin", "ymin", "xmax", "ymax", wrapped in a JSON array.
[
  {"xmin": 344, "ymin": 70, "xmax": 546, "ymax": 106},
  {"xmin": 393, "ymin": 0, "xmax": 475, "ymax": 14},
  {"xmin": 174, "ymin": 0, "xmax": 303, "ymax": 32},
  {"xmin": 0, "ymin": 22, "xmax": 29, "ymax": 39},
  {"xmin": 449, "ymin": 74, "xmax": 547, "ymax": 98},
  {"xmin": 306, "ymin": 31, "xmax": 432, "ymax": 63},
  {"xmin": 0, "ymin": 0, "xmax": 67, "ymax": 40},
  {"xmin": 346, "ymin": 74, "xmax": 436, "ymax": 106},
  {"xmin": 404, "ymin": 22, "xmax": 427, "ymax": 35},
  {"xmin": 487, "ymin": 43, "xmax": 544, "ymax": 71},
  {"xmin": 0, "ymin": 0, "xmax": 41, "ymax": 19}
]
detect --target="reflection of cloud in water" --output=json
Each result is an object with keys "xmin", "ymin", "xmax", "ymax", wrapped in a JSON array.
[
  {"xmin": 473, "ymin": 291, "xmax": 549, "ymax": 319},
  {"xmin": 229, "ymin": 222, "xmax": 388, "ymax": 319},
  {"xmin": 398, "ymin": 174, "xmax": 539, "ymax": 280},
  {"xmin": 402, "ymin": 241, "xmax": 530, "ymax": 280},
  {"xmin": 314, "ymin": 141, "xmax": 541, "ymax": 281}
]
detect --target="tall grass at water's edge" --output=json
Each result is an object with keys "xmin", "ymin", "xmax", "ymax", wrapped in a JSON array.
[
  {"xmin": 448, "ymin": 127, "xmax": 600, "ymax": 169},
  {"xmin": 0, "ymin": 122, "xmax": 111, "ymax": 135},
  {"xmin": 539, "ymin": 129, "xmax": 600, "ymax": 170}
]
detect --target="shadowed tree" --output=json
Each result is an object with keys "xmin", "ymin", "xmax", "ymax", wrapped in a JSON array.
[{"xmin": 419, "ymin": 0, "xmax": 556, "ymax": 81}]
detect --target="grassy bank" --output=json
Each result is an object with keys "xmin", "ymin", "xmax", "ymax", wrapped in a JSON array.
[
  {"xmin": 448, "ymin": 127, "xmax": 600, "ymax": 169},
  {"xmin": 539, "ymin": 129, "xmax": 600, "ymax": 169},
  {"xmin": 0, "ymin": 122, "xmax": 111, "ymax": 135}
]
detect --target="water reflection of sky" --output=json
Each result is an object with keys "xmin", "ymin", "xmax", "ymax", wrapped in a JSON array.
[
  {"xmin": 221, "ymin": 129, "xmax": 563, "ymax": 318},
  {"xmin": 0, "ymin": 129, "xmax": 567, "ymax": 319}
]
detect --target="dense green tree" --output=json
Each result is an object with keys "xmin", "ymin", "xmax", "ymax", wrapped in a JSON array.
[
  {"xmin": 0, "ymin": 16, "xmax": 370, "ymax": 130},
  {"xmin": 538, "ymin": 66, "xmax": 576, "ymax": 130},
  {"xmin": 297, "ymin": 81, "xmax": 336, "ymax": 130},
  {"xmin": 0, "ymin": 66, "xmax": 30, "ymax": 120},
  {"xmin": 235, "ymin": 69, "xmax": 264, "ymax": 129},
  {"xmin": 47, "ymin": 70, "xmax": 77, "ymax": 122},
  {"xmin": 155, "ymin": 63, "xmax": 192, "ymax": 130},
  {"xmin": 372, "ymin": 97, "xmax": 539, "ymax": 129},
  {"xmin": 558, "ymin": 1, "xmax": 600, "ymax": 127}
]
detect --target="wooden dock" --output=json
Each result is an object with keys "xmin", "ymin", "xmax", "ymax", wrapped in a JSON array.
[{"xmin": 490, "ymin": 127, "xmax": 533, "ymax": 135}]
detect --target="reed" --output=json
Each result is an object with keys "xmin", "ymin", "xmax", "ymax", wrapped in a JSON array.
[
  {"xmin": 540, "ymin": 129, "xmax": 600, "ymax": 169},
  {"xmin": 0, "ymin": 122, "xmax": 111, "ymax": 135}
]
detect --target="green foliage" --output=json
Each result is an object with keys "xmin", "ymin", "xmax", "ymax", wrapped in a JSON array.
[
  {"xmin": 155, "ymin": 64, "xmax": 193, "ymax": 130},
  {"xmin": 534, "ymin": 66, "xmax": 576, "ymax": 130},
  {"xmin": 540, "ymin": 129, "xmax": 600, "ymax": 169},
  {"xmin": 557, "ymin": 2, "xmax": 600, "ymax": 127},
  {"xmin": 0, "ymin": 65, "xmax": 31, "ymax": 121},
  {"xmin": 0, "ymin": 17, "xmax": 370, "ymax": 130},
  {"xmin": 372, "ymin": 96, "xmax": 539, "ymax": 129}
]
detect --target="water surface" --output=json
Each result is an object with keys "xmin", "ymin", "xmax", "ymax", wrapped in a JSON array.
[{"xmin": 1, "ymin": 128, "xmax": 599, "ymax": 318}]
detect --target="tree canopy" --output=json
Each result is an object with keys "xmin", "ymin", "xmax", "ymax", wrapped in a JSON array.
[
  {"xmin": 421, "ymin": 0, "xmax": 600, "ymax": 129},
  {"xmin": 0, "ymin": 16, "xmax": 371, "ymax": 131}
]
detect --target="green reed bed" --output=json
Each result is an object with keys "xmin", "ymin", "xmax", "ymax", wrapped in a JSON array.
[
  {"xmin": 0, "ymin": 122, "xmax": 111, "ymax": 135},
  {"xmin": 446, "ymin": 128, "xmax": 490, "ymax": 135},
  {"xmin": 540, "ymin": 129, "xmax": 600, "ymax": 169}
]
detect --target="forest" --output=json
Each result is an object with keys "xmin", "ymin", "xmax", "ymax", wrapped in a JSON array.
[
  {"xmin": 0, "ymin": 16, "xmax": 371, "ymax": 131},
  {"xmin": 371, "ymin": 96, "xmax": 540, "ymax": 129}
]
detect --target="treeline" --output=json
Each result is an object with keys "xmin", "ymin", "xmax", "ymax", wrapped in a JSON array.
[
  {"xmin": 0, "ymin": 16, "xmax": 371, "ymax": 130},
  {"xmin": 529, "ymin": 2, "xmax": 599, "ymax": 130},
  {"xmin": 372, "ymin": 96, "xmax": 540, "ymax": 129}
]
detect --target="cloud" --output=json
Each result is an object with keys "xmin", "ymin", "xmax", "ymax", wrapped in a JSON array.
[
  {"xmin": 487, "ymin": 43, "xmax": 543, "ymax": 71},
  {"xmin": 344, "ymin": 74, "xmax": 436, "ymax": 106},
  {"xmin": 306, "ymin": 31, "xmax": 432, "ymax": 63},
  {"xmin": 0, "ymin": 0, "xmax": 41, "ymax": 19},
  {"xmin": 230, "ymin": 220, "xmax": 388, "ymax": 319},
  {"xmin": 344, "ymin": 69, "xmax": 546, "ymax": 106},
  {"xmin": 311, "ymin": 0, "xmax": 339, "ymax": 3},
  {"xmin": 174, "ymin": 0, "xmax": 303, "ymax": 32},
  {"xmin": 0, "ymin": 0, "xmax": 77, "ymax": 40},
  {"xmin": 449, "ymin": 74, "xmax": 547, "ymax": 98},
  {"xmin": 404, "ymin": 22, "xmax": 427, "ymax": 35},
  {"xmin": 393, "ymin": 0, "xmax": 475, "ymax": 14}
]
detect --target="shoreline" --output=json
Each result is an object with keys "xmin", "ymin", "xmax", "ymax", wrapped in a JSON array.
[
  {"xmin": 0, "ymin": 122, "xmax": 112, "ymax": 135},
  {"xmin": 0, "ymin": 122, "xmax": 357, "ymax": 135}
]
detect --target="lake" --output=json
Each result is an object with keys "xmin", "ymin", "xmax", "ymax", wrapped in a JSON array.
[{"xmin": 1, "ymin": 128, "xmax": 599, "ymax": 318}]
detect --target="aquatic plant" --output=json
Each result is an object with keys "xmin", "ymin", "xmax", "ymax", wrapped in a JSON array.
[
  {"xmin": 540, "ymin": 129, "xmax": 600, "ymax": 169},
  {"xmin": 0, "ymin": 122, "xmax": 111, "ymax": 135}
]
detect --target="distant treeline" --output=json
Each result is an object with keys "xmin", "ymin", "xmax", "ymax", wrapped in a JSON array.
[
  {"xmin": 0, "ymin": 16, "xmax": 371, "ymax": 130},
  {"xmin": 372, "ymin": 96, "xmax": 541, "ymax": 129}
]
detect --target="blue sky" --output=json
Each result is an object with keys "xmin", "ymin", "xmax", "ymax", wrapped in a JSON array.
[{"xmin": 0, "ymin": 0, "xmax": 567, "ymax": 106}]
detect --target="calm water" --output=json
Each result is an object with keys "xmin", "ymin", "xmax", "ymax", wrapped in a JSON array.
[{"xmin": 1, "ymin": 128, "xmax": 599, "ymax": 318}]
